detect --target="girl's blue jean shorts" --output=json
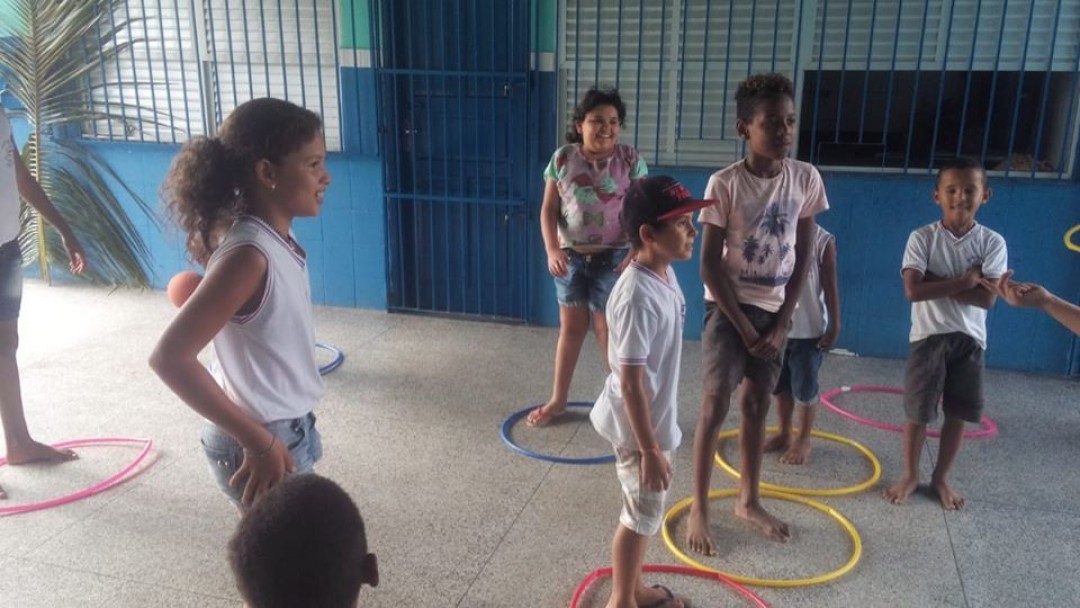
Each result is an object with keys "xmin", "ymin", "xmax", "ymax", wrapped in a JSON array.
[
  {"xmin": 553, "ymin": 247, "xmax": 628, "ymax": 313},
  {"xmin": 200, "ymin": 412, "xmax": 322, "ymax": 507},
  {"xmin": 0, "ymin": 239, "xmax": 24, "ymax": 321}
]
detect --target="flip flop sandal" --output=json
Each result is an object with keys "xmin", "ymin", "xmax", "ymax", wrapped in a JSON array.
[{"xmin": 641, "ymin": 584, "xmax": 684, "ymax": 608}]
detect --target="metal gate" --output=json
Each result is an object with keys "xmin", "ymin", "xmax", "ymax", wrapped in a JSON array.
[{"xmin": 371, "ymin": 0, "xmax": 534, "ymax": 321}]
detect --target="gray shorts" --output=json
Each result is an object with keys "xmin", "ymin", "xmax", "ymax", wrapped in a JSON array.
[
  {"xmin": 904, "ymin": 333, "xmax": 984, "ymax": 424},
  {"xmin": 702, "ymin": 302, "xmax": 786, "ymax": 395},
  {"xmin": 614, "ymin": 447, "xmax": 674, "ymax": 537},
  {"xmin": 0, "ymin": 239, "xmax": 23, "ymax": 321},
  {"xmin": 200, "ymin": 412, "xmax": 323, "ymax": 507}
]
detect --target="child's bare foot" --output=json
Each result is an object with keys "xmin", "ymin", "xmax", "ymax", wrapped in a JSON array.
[
  {"xmin": 5, "ymin": 440, "xmax": 78, "ymax": 465},
  {"xmin": 734, "ymin": 502, "xmax": 791, "ymax": 542},
  {"xmin": 525, "ymin": 401, "xmax": 566, "ymax": 427},
  {"xmin": 779, "ymin": 438, "xmax": 812, "ymax": 465},
  {"xmin": 685, "ymin": 507, "xmax": 718, "ymax": 556},
  {"xmin": 931, "ymin": 477, "xmax": 965, "ymax": 510},
  {"xmin": 762, "ymin": 432, "xmax": 790, "ymax": 454},
  {"xmin": 883, "ymin": 475, "xmax": 918, "ymax": 504}
]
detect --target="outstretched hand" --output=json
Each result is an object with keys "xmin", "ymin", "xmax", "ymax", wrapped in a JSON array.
[{"xmin": 985, "ymin": 270, "xmax": 1052, "ymax": 309}]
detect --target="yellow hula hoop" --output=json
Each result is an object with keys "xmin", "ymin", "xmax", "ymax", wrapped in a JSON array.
[
  {"xmin": 713, "ymin": 427, "xmax": 882, "ymax": 497},
  {"xmin": 1065, "ymin": 224, "xmax": 1080, "ymax": 253},
  {"xmin": 661, "ymin": 489, "xmax": 862, "ymax": 588}
]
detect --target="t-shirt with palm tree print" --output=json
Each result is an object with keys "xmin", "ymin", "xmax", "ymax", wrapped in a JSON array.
[{"xmin": 698, "ymin": 158, "xmax": 829, "ymax": 313}]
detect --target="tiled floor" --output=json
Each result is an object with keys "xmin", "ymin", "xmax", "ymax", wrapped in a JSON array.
[{"xmin": 1, "ymin": 281, "xmax": 1077, "ymax": 607}]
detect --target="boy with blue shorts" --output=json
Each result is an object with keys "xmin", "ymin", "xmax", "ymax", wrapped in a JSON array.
[
  {"xmin": 590, "ymin": 176, "xmax": 711, "ymax": 608},
  {"xmin": 883, "ymin": 157, "xmax": 1007, "ymax": 511},
  {"xmin": 0, "ymin": 108, "xmax": 86, "ymax": 499},
  {"xmin": 763, "ymin": 225, "xmax": 840, "ymax": 464}
]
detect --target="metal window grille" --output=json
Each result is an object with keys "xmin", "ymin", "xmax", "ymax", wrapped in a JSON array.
[
  {"xmin": 561, "ymin": 0, "xmax": 1080, "ymax": 178},
  {"xmin": 87, "ymin": 0, "xmax": 342, "ymax": 149}
]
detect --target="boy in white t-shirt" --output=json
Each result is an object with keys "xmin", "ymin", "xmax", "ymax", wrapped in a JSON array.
[
  {"xmin": 688, "ymin": 73, "xmax": 828, "ymax": 555},
  {"xmin": 763, "ymin": 224, "xmax": 840, "ymax": 465},
  {"xmin": 0, "ymin": 109, "xmax": 86, "ymax": 500},
  {"xmin": 883, "ymin": 157, "xmax": 1007, "ymax": 511},
  {"xmin": 590, "ymin": 176, "xmax": 711, "ymax": 608}
]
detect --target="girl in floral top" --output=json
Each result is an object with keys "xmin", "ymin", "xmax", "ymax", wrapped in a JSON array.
[{"xmin": 528, "ymin": 88, "xmax": 648, "ymax": 426}]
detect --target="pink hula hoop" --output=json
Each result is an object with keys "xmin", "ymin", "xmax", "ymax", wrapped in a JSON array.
[
  {"xmin": 820, "ymin": 386, "xmax": 998, "ymax": 439},
  {"xmin": 569, "ymin": 564, "xmax": 769, "ymax": 608},
  {"xmin": 0, "ymin": 438, "xmax": 155, "ymax": 516}
]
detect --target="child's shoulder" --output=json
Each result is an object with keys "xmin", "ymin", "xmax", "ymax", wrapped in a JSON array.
[
  {"xmin": 551, "ymin": 143, "xmax": 580, "ymax": 160},
  {"xmin": 974, "ymin": 223, "xmax": 1006, "ymax": 244}
]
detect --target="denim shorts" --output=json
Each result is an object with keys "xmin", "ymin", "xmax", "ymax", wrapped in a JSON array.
[
  {"xmin": 0, "ymin": 239, "xmax": 23, "ymax": 321},
  {"xmin": 774, "ymin": 338, "xmax": 825, "ymax": 403},
  {"xmin": 200, "ymin": 412, "xmax": 323, "ymax": 507},
  {"xmin": 553, "ymin": 247, "xmax": 628, "ymax": 312}
]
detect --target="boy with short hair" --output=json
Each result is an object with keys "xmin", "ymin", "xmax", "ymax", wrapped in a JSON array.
[
  {"xmin": 688, "ymin": 73, "xmax": 829, "ymax": 555},
  {"xmin": 590, "ymin": 175, "xmax": 712, "ymax": 608},
  {"xmin": 884, "ymin": 156, "xmax": 1007, "ymax": 510},
  {"xmin": 228, "ymin": 475, "xmax": 379, "ymax": 608}
]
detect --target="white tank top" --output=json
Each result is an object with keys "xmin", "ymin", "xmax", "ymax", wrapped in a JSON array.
[
  {"xmin": 0, "ymin": 111, "xmax": 21, "ymax": 244},
  {"xmin": 209, "ymin": 216, "xmax": 324, "ymax": 423},
  {"xmin": 789, "ymin": 226, "xmax": 834, "ymax": 339}
]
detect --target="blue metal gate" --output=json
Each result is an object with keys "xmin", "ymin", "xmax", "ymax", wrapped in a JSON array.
[{"xmin": 371, "ymin": 0, "xmax": 533, "ymax": 321}]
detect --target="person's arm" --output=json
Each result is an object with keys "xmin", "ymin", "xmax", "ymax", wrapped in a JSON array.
[
  {"xmin": 752, "ymin": 216, "xmax": 817, "ymax": 360},
  {"xmin": 903, "ymin": 266, "xmax": 982, "ymax": 302},
  {"xmin": 818, "ymin": 237, "xmax": 841, "ymax": 350},
  {"xmin": 148, "ymin": 246, "xmax": 293, "ymax": 507},
  {"xmin": 700, "ymin": 224, "xmax": 758, "ymax": 348},
  {"xmin": 951, "ymin": 284, "xmax": 996, "ymax": 309},
  {"xmin": 990, "ymin": 271, "xmax": 1080, "ymax": 336},
  {"xmin": 12, "ymin": 136, "xmax": 85, "ymax": 274},
  {"xmin": 539, "ymin": 179, "xmax": 569, "ymax": 277},
  {"xmin": 620, "ymin": 364, "xmax": 671, "ymax": 492}
]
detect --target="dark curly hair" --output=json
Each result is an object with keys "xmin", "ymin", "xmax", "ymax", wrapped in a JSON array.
[
  {"xmin": 228, "ymin": 475, "xmax": 368, "ymax": 608},
  {"xmin": 161, "ymin": 98, "xmax": 322, "ymax": 264},
  {"xmin": 566, "ymin": 87, "xmax": 627, "ymax": 144},
  {"xmin": 735, "ymin": 73, "xmax": 795, "ymax": 123}
]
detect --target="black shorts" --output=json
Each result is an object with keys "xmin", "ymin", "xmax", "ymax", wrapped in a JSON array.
[
  {"xmin": 903, "ymin": 332, "xmax": 985, "ymax": 424},
  {"xmin": 701, "ymin": 302, "xmax": 786, "ymax": 395}
]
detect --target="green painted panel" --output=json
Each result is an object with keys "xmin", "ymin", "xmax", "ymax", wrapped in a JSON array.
[
  {"xmin": 532, "ymin": 0, "xmax": 556, "ymax": 52},
  {"xmin": 340, "ymin": 0, "xmax": 370, "ymax": 50}
]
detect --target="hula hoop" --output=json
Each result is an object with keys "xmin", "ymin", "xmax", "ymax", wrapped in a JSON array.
[
  {"xmin": 569, "ymin": 564, "xmax": 770, "ymax": 608},
  {"xmin": 315, "ymin": 342, "xmax": 344, "ymax": 375},
  {"xmin": 713, "ymin": 426, "xmax": 881, "ymax": 496},
  {"xmin": 662, "ymin": 489, "xmax": 862, "ymax": 588},
  {"xmin": 500, "ymin": 402, "xmax": 615, "ymax": 465},
  {"xmin": 0, "ymin": 438, "xmax": 155, "ymax": 516},
  {"xmin": 1065, "ymin": 224, "xmax": 1080, "ymax": 253},
  {"xmin": 820, "ymin": 385, "xmax": 998, "ymax": 438}
]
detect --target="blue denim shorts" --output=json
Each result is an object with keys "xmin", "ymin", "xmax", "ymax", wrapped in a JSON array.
[
  {"xmin": 0, "ymin": 239, "xmax": 23, "ymax": 321},
  {"xmin": 200, "ymin": 412, "xmax": 323, "ymax": 507},
  {"xmin": 774, "ymin": 338, "xmax": 824, "ymax": 403},
  {"xmin": 553, "ymin": 247, "xmax": 628, "ymax": 312}
]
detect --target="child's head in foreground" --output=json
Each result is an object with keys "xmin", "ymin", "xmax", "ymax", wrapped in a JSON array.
[
  {"xmin": 735, "ymin": 73, "xmax": 797, "ymax": 161},
  {"xmin": 621, "ymin": 175, "xmax": 712, "ymax": 258},
  {"xmin": 228, "ymin": 475, "xmax": 378, "ymax": 608},
  {"xmin": 934, "ymin": 156, "xmax": 991, "ymax": 228}
]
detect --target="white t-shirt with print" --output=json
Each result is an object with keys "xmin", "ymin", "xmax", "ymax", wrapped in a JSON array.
[
  {"xmin": 698, "ymin": 159, "xmax": 829, "ymax": 312},
  {"xmin": 590, "ymin": 262, "xmax": 685, "ymax": 452},
  {"xmin": 0, "ymin": 110, "xmax": 20, "ymax": 245},
  {"xmin": 789, "ymin": 225, "xmax": 835, "ymax": 339},
  {"xmin": 901, "ymin": 222, "xmax": 1007, "ymax": 350}
]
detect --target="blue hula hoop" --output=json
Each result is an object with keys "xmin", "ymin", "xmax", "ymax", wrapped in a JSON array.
[
  {"xmin": 500, "ymin": 401, "xmax": 616, "ymax": 465},
  {"xmin": 316, "ymin": 343, "xmax": 344, "ymax": 375}
]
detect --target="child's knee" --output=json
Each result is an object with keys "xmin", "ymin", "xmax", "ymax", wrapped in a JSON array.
[{"xmin": 699, "ymin": 391, "xmax": 732, "ymax": 425}]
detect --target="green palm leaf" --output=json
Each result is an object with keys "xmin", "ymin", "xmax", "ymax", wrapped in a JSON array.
[{"xmin": 1, "ymin": 0, "xmax": 156, "ymax": 287}]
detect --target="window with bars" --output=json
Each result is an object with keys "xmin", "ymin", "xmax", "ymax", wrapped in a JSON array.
[
  {"xmin": 561, "ymin": 0, "xmax": 1080, "ymax": 178},
  {"xmin": 87, "ymin": 0, "xmax": 342, "ymax": 150}
]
